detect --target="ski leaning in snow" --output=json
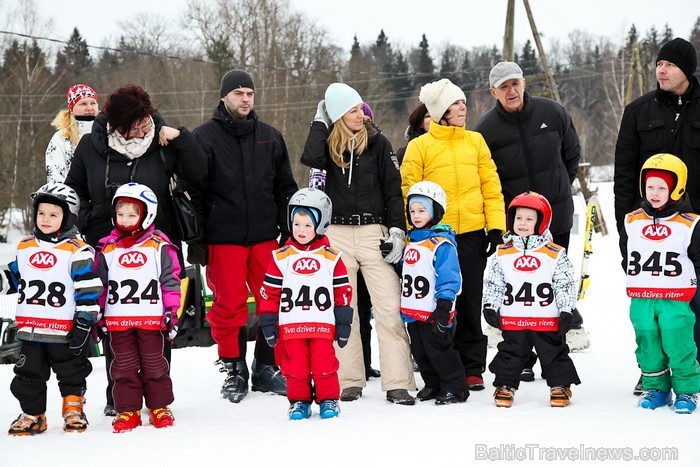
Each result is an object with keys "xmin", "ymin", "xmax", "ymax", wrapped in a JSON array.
[{"xmin": 578, "ymin": 196, "xmax": 597, "ymax": 301}]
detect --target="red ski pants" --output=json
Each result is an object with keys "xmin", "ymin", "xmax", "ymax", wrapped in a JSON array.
[
  {"xmin": 277, "ymin": 338, "xmax": 340, "ymax": 402},
  {"xmin": 206, "ymin": 241, "xmax": 277, "ymax": 359}
]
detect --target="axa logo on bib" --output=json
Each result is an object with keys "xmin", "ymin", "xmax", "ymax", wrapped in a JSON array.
[
  {"xmin": 119, "ymin": 251, "xmax": 148, "ymax": 268},
  {"xmin": 404, "ymin": 248, "xmax": 420, "ymax": 264},
  {"xmin": 29, "ymin": 251, "xmax": 57, "ymax": 269},
  {"xmin": 293, "ymin": 257, "xmax": 320, "ymax": 274},
  {"xmin": 642, "ymin": 223, "xmax": 671, "ymax": 241},
  {"xmin": 514, "ymin": 255, "xmax": 540, "ymax": 272}
]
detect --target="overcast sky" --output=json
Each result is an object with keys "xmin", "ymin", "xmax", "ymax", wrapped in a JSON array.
[{"xmin": 7, "ymin": 0, "xmax": 699, "ymax": 55}]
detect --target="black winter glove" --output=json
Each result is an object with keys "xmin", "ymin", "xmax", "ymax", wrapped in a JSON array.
[
  {"xmin": 485, "ymin": 230, "xmax": 504, "ymax": 257},
  {"xmin": 258, "ymin": 314, "xmax": 279, "ymax": 348},
  {"xmin": 187, "ymin": 241, "xmax": 208, "ymax": 266},
  {"xmin": 426, "ymin": 299, "xmax": 452, "ymax": 336},
  {"xmin": 334, "ymin": 306, "xmax": 353, "ymax": 348},
  {"xmin": 278, "ymin": 232, "xmax": 290, "ymax": 247},
  {"xmin": 558, "ymin": 311, "xmax": 573, "ymax": 339},
  {"xmin": 67, "ymin": 312, "xmax": 93, "ymax": 356},
  {"xmin": 483, "ymin": 307, "xmax": 501, "ymax": 329}
]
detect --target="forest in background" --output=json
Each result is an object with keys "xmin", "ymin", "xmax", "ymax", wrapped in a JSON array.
[{"xmin": 1, "ymin": 0, "xmax": 699, "ymax": 236}]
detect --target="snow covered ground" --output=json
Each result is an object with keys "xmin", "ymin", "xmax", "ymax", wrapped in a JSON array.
[{"xmin": 1, "ymin": 181, "xmax": 698, "ymax": 466}]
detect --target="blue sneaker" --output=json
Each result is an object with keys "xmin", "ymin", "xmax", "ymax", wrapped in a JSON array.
[
  {"xmin": 638, "ymin": 389, "xmax": 672, "ymax": 410},
  {"xmin": 319, "ymin": 400, "xmax": 339, "ymax": 419},
  {"xmin": 288, "ymin": 401, "xmax": 311, "ymax": 420},
  {"xmin": 674, "ymin": 394, "xmax": 697, "ymax": 414}
]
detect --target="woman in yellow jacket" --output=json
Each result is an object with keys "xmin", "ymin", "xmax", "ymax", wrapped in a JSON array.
[{"xmin": 401, "ymin": 78, "xmax": 505, "ymax": 390}]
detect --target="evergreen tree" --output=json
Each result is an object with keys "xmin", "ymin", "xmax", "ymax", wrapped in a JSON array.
[
  {"xmin": 518, "ymin": 40, "xmax": 539, "ymax": 75},
  {"xmin": 439, "ymin": 47, "xmax": 459, "ymax": 82},
  {"xmin": 54, "ymin": 28, "xmax": 93, "ymax": 77},
  {"xmin": 690, "ymin": 16, "xmax": 700, "ymax": 50},
  {"xmin": 411, "ymin": 34, "xmax": 435, "ymax": 89},
  {"xmin": 392, "ymin": 51, "xmax": 412, "ymax": 112},
  {"xmin": 661, "ymin": 24, "xmax": 674, "ymax": 44},
  {"xmin": 206, "ymin": 34, "xmax": 235, "ymax": 77}
]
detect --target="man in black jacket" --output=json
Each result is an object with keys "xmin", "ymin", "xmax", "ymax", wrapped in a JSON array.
[
  {"xmin": 189, "ymin": 69, "xmax": 298, "ymax": 403},
  {"xmin": 614, "ymin": 38, "xmax": 700, "ymax": 388},
  {"xmin": 475, "ymin": 62, "xmax": 587, "ymax": 380}
]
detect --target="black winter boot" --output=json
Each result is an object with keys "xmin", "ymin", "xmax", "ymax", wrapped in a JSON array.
[
  {"xmin": 218, "ymin": 359, "xmax": 249, "ymax": 403},
  {"xmin": 251, "ymin": 359, "xmax": 287, "ymax": 396}
]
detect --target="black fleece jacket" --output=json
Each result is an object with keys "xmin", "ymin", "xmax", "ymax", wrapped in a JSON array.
[{"xmin": 190, "ymin": 103, "xmax": 298, "ymax": 245}]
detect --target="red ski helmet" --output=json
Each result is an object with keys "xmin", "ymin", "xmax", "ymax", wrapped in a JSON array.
[{"xmin": 507, "ymin": 191, "xmax": 552, "ymax": 235}]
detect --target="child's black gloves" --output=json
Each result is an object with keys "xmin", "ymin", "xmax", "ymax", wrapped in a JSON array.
[
  {"xmin": 334, "ymin": 306, "xmax": 353, "ymax": 348},
  {"xmin": 426, "ymin": 299, "xmax": 452, "ymax": 336},
  {"xmin": 67, "ymin": 312, "xmax": 93, "ymax": 355},
  {"xmin": 485, "ymin": 230, "xmax": 504, "ymax": 257},
  {"xmin": 558, "ymin": 310, "xmax": 573, "ymax": 338},
  {"xmin": 483, "ymin": 307, "xmax": 501, "ymax": 329},
  {"xmin": 258, "ymin": 314, "xmax": 279, "ymax": 347}
]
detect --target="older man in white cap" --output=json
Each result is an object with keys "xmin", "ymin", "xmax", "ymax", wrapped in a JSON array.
[{"xmin": 474, "ymin": 62, "xmax": 587, "ymax": 381}]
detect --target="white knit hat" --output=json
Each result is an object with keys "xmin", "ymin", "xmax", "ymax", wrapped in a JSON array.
[
  {"xmin": 419, "ymin": 78, "xmax": 466, "ymax": 123},
  {"xmin": 325, "ymin": 83, "xmax": 363, "ymax": 123}
]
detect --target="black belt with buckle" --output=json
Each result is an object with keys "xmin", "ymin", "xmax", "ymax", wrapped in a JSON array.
[{"xmin": 331, "ymin": 213, "xmax": 385, "ymax": 226}]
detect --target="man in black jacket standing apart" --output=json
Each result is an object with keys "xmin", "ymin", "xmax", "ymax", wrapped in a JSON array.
[
  {"xmin": 475, "ymin": 62, "xmax": 587, "ymax": 381},
  {"xmin": 189, "ymin": 69, "xmax": 298, "ymax": 403},
  {"xmin": 614, "ymin": 38, "xmax": 700, "ymax": 389}
]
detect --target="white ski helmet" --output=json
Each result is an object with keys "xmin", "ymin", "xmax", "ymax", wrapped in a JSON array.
[
  {"xmin": 32, "ymin": 183, "xmax": 80, "ymax": 232},
  {"xmin": 406, "ymin": 180, "xmax": 447, "ymax": 227},
  {"xmin": 111, "ymin": 182, "xmax": 158, "ymax": 231},
  {"xmin": 288, "ymin": 188, "xmax": 332, "ymax": 235}
]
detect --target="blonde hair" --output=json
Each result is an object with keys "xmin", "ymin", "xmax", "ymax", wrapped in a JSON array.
[
  {"xmin": 51, "ymin": 109, "xmax": 80, "ymax": 145},
  {"xmin": 327, "ymin": 118, "xmax": 368, "ymax": 168}
]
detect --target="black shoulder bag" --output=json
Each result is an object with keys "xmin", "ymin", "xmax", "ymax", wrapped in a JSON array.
[{"xmin": 159, "ymin": 148, "xmax": 203, "ymax": 242}]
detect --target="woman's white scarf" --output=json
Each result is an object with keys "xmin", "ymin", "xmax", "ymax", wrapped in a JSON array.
[{"xmin": 107, "ymin": 116, "xmax": 155, "ymax": 160}]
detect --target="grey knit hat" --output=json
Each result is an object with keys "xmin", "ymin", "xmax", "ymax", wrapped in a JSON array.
[{"xmin": 220, "ymin": 69, "xmax": 255, "ymax": 97}]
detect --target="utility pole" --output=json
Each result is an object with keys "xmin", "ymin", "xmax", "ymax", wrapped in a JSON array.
[
  {"xmin": 503, "ymin": 0, "xmax": 515, "ymax": 61},
  {"xmin": 500, "ymin": 0, "xmax": 599, "ymax": 227},
  {"xmin": 522, "ymin": 0, "xmax": 560, "ymax": 103}
]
